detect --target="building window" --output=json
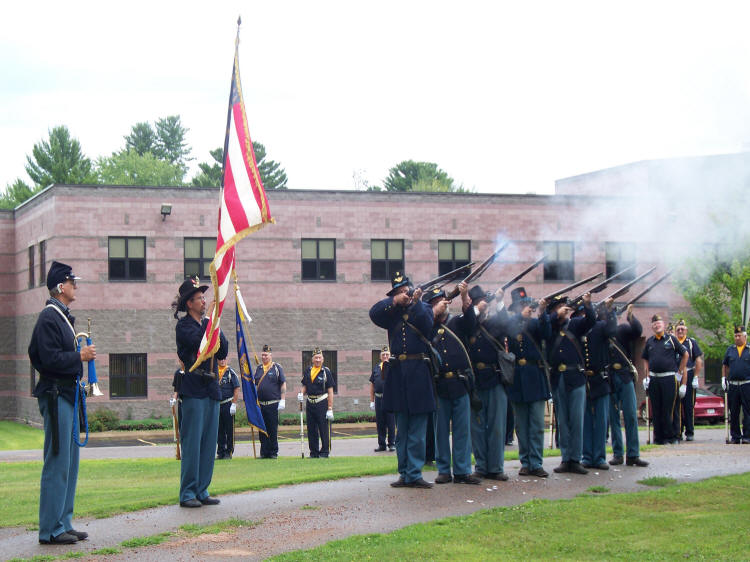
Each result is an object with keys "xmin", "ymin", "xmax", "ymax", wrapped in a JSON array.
[
  {"xmin": 438, "ymin": 240, "xmax": 471, "ymax": 276},
  {"xmin": 371, "ymin": 239, "xmax": 404, "ymax": 281},
  {"xmin": 39, "ymin": 240, "xmax": 46, "ymax": 287},
  {"xmin": 109, "ymin": 353, "xmax": 147, "ymax": 398},
  {"xmin": 184, "ymin": 237, "xmax": 216, "ymax": 280},
  {"xmin": 302, "ymin": 349, "xmax": 338, "ymax": 394},
  {"xmin": 605, "ymin": 242, "xmax": 636, "ymax": 280},
  {"xmin": 109, "ymin": 237, "xmax": 146, "ymax": 281},
  {"xmin": 371, "ymin": 349, "xmax": 383, "ymax": 370},
  {"xmin": 28, "ymin": 246, "xmax": 34, "ymax": 289},
  {"xmin": 301, "ymin": 239, "xmax": 336, "ymax": 281},
  {"xmin": 543, "ymin": 241, "xmax": 574, "ymax": 281}
]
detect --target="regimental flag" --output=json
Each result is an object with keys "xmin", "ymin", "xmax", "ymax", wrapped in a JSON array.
[
  {"xmin": 190, "ymin": 21, "xmax": 274, "ymax": 372},
  {"xmin": 741, "ymin": 279, "xmax": 750, "ymax": 330},
  {"xmin": 236, "ymin": 292, "xmax": 267, "ymax": 436}
]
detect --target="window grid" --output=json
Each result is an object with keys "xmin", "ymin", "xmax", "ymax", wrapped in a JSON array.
[
  {"xmin": 371, "ymin": 239, "xmax": 404, "ymax": 281},
  {"xmin": 543, "ymin": 241, "xmax": 575, "ymax": 282},
  {"xmin": 109, "ymin": 353, "xmax": 147, "ymax": 398},
  {"xmin": 108, "ymin": 237, "xmax": 146, "ymax": 281},
  {"xmin": 28, "ymin": 246, "xmax": 34, "ymax": 289},
  {"xmin": 605, "ymin": 242, "xmax": 636, "ymax": 280},
  {"xmin": 38, "ymin": 240, "xmax": 46, "ymax": 287},
  {"xmin": 301, "ymin": 238, "xmax": 336, "ymax": 281},
  {"xmin": 437, "ymin": 240, "xmax": 471, "ymax": 276},
  {"xmin": 184, "ymin": 237, "xmax": 216, "ymax": 280}
]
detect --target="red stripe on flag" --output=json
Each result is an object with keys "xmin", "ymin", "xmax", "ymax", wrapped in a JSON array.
[
  {"xmin": 222, "ymin": 156, "xmax": 251, "ymax": 233},
  {"xmin": 232, "ymin": 103, "xmax": 265, "ymax": 211}
]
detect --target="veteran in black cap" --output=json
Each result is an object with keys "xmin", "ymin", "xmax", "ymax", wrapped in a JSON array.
[
  {"xmin": 369, "ymin": 272, "xmax": 436, "ymax": 488},
  {"xmin": 254, "ymin": 344, "xmax": 287, "ymax": 458},
  {"xmin": 722, "ymin": 325, "xmax": 750, "ymax": 443},
  {"xmin": 28, "ymin": 261, "xmax": 95, "ymax": 545},
  {"xmin": 641, "ymin": 314, "xmax": 688, "ymax": 445},
  {"xmin": 370, "ymin": 345, "xmax": 396, "ymax": 451},
  {"xmin": 299, "ymin": 347, "xmax": 334, "ymax": 457},
  {"xmin": 172, "ymin": 276, "xmax": 229, "ymax": 507},
  {"xmin": 674, "ymin": 319, "xmax": 704, "ymax": 441}
]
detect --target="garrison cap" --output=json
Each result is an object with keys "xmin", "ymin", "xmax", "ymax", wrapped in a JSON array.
[
  {"xmin": 381, "ymin": 345, "xmax": 390, "ymax": 353},
  {"xmin": 735, "ymin": 325, "xmax": 746, "ymax": 334},
  {"xmin": 46, "ymin": 261, "xmax": 80, "ymax": 290},
  {"xmin": 651, "ymin": 314, "xmax": 663, "ymax": 323},
  {"xmin": 676, "ymin": 319, "xmax": 687, "ymax": 328},
  {"xmin": 312, "ymin": 347, "xmax": 323, "ymax": 356},
  {"xmin": 262, "ymin": 344, "xmax": 272, "ymax": 352}
]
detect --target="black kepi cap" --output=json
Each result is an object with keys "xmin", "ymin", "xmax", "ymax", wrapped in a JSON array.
[{"xmin": 46, "ymin": 261, "xmax": 80, "ymax": 290}]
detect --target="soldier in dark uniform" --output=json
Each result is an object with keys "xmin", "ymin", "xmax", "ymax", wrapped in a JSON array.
[
  {"xmin": 466, "ymin": 285, "xmax": 509, "ymax": 481},
  {"xmin": 674, "ymin": 319, "xmax": 704, "ymax": 441},
  {"xmin": 425, "ymin": 283, "xmax": 481, "ymax": 485},
  {"xmin": 173, "ymin": 276, "xmax": 229, "ymax": 507},
  {"xmin": 641, "ymin": 314, "xmax": 688, "ymax": 445},
  {"xmin": 216, "ymin": 358, "xmax": 240, "ymax": 459},
  {"xmin": 369, "ymin": 272, "xmax": 435, "ymax": 489},
  {"xmin": 29, "ymin": 261, "xmax": 95, "ymax": 545},
  {"xmin": 722, "ymin": 325, "xmax": 750, "ymax": 444},
  {"xmin": 370, "ymin": 345, "xmax": 396, "ymax": 452},
  {"xmin": 580, "ymin": 299, "xmax": 616, "ymax": 471},
  {"xmin": 254, "ymin": 344, "xmax": 287, "ymax": 458},
  {"xmin": 546, "ymin": 293, "xmax": 596, "ymax": 475},
  {"xmin": 299, "ymin": 348, "xmax": 334, "ymax": 458},
  {"xmin": 608, "ymin": 305, "xmax": 648, "ymax": 466},
  {"xmin": 505, "ymin": 287, "xmax": 551, "ymax": 477}
]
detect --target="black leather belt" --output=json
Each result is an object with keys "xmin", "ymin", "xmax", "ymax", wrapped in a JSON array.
[
  {"xmin": 392, "ymin": 353, "xmax": 428, "ymax": 362},
  {"xmin": 555, "ymin": 364, "xmax": 582, "ymax": 373},
  {"xmin": 40, "ymin": 375, "xmax": 76, "ymax": 387},
  {"xmin": 475, "ymin": 362, "xmax": 498, "ymax": 370},
  {"xmin": 518, "ymin": 359, "xmax": 544, "ymax": 368}
]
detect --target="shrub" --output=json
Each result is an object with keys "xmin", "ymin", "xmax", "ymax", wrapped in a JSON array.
[{"xmin": 88, "ymin": 408, "xmax": 120, "ymax": 432}]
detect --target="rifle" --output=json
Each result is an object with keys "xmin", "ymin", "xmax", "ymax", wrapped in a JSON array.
[
  {"xmin": 599, "ymin": 266, "xmax": 656, "ymax": 304},
  {"xmin": 171, "ymin": 403, "xmax": 181, "ymax": 460},
  {"xmin": 501, "ymin": 256, "xmax": 546, "ymax": 291},
  {"xmin": 568, "ymin": 266, "xmax": 636, "ymax": 309},
  {"xmin": 445, "ymin": 243, "xmax": 508, "ymax": 300},
  {"xmin": 541, "ymin": 271, "xmax": 603, "ymax": 302},
  {"xmin": 409, "ymin": 262, "xmax": 476, "ymax": 296},
  {"xmin": 615, "ymin": 271, "xmax": 672, "ymax": 314}
]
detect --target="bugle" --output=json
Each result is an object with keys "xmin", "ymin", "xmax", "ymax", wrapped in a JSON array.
[{"xmin": 76, "ymin": 318, "xmax": 103, "ymax": 396}]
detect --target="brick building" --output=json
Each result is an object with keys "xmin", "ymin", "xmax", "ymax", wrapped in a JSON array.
[{"xmin": 5, "ymin": 154, "xmax": 724, "ymax": 424}]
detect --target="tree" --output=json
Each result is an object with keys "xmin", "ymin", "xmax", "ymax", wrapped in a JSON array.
[
  {"xmin": 0, "ymin": 178, "xmax": 34, "ymax": 209},
  {"xmin": 154, "ymin": 115, "xmax": 192, "ymax": 169},
  {"xmin": 190, "ymin": 142, "xmax": 288, "ymax": 190},
  {"xmin": 680, "ymin": 256, "xmax": 750, "ymax": 361},
  {"xmin": 382, "ymin": 160, "xmax": 468, "ymax": 193},
  {"xmin": 25, "ymin": 126, "xmax": 94, "ymax": 187},
  {"xmin": 124, "ymin": 122, "xmax": 157, "ymax": 156},
  {"xmin": 95, "ymin": 149, "xmax": 185, "ymax": 186}
]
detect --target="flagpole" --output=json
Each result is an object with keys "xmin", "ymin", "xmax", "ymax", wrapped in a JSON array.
[{"xmin": 251, "ymin": 427, "xmax": 257, "ymax": 459}]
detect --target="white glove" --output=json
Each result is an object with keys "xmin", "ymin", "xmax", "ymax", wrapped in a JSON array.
[
  {"xmin": 692, "ymin": 376, "xmax": 699, "ymax": 389},
  {"xmin": 722, "ymin": 377, "xmax": 728, "ymax": 392},
  {"xmin": 229, "ymin": 403, "xmax": 237, "ymax": 415},
  {"xmin": 326, "ymin": 409, "xmax": 334, "ymax": 420},
  {"xmin": 642, "ymin": 377, "xmax": 650, "ymax": 391},
  {"xmin": 679, "ymin": 384, "xmax": 686, "ymax": 398},
  {"xmin": 297, "ymin": 392, "xmax": 304, "ymax": 402},
  {"xmin": 369, "ymin": 401, "xmax": 376, "ymax": 411},
  {"xmin": 169, "ymin": 397, "xmax": 177, "ymax": 407},
  {"xmin": 278, "ymin": 399, "xmax": 286, "ymax": 410}
]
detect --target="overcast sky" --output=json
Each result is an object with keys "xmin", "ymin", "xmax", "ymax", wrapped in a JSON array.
[{"xmin": 3, "ymin": 1, "xmax": 750, "ymax": 195}]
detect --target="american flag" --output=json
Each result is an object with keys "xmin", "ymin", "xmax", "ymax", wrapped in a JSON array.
[{"xmin": 190, "ymin": 21, "xmax": 274, "ymax": 372}]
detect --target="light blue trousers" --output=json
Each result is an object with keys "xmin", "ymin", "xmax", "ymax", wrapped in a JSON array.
[
  {"xmin": 470, "ymin": 385, "xmax": 507, "ymax": 474},
  {"xmin": 180, "ymin": 397, "xmax": 219, "ymax": 502},
  {"xmin": 436, "ymin": 394, "xmax": 472, "ymax": 476},
  {"xmin": 553, "ymin": 383, "xmax": 586, "ymax": 463},
  {"xmin": 394, "ymin": 411, "xmax": 428, "ymax": 483},
  {"xmin": 583, "ymin": 393, "xmax": 609, "ymax": 466},
  {"xmin": 610, "ymin": 377, "xmax": 640, "ymax": 459},
  {"xmin": 513, "ymin": 400, "xmax": 547, "ymax": 470}
]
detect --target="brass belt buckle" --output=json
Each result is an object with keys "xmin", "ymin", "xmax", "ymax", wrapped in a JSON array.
[
  {"xmin": 518, "ymin": 358, "xmax": 527, "ymax": 366},
  {"xmin": 558, "ymin": 363, "xmax": 567, "ymax": 372},
  {"xmin": 613, "ymin": 362, "xmax": 622, "ymax": 370},
  {"xmin": 585, "ymin": 370, "xmax": 594, "ymax": 376},
  {"xmin": 476, "ymin": 362, "xmax": 486, "ymax": 370},
  {"xmin": 445, "ymin": 371, "xmax": 454, "ymax": 378},
  {"xmin": 398, "ymin": 353, "xmax": 407, "ymax": 361}
]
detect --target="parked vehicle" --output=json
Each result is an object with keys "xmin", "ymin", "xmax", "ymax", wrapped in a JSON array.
[{"xmin": 639, "ymin": 387, "xmax": 725, "ymax": 424}]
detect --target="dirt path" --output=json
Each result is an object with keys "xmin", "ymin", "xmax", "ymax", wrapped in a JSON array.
[{"xmin": 2, "ymin": 428, "xmax": 747, "ymax": 561}]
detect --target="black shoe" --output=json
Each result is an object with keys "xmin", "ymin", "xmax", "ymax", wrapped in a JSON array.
[
  {"xmin": 594, "ymin": 463, "xmax": 609, "ymax": 471},
  {"xmin": 216, "ymin": 454, "xmax": 225, "ymax": 460},
  {"xmin": 529, "ymin": 467, "xmax": 549, "ymax": 478},
  {"xmin": 742, "ymin": 438, "xmax": 750, "ymax": 444},
  {"xmin": 199, "ymin": 496, "xmax": 220, "ymax": 505},
  {"xmin": 180, "ymin": 498, "xmax": 202, "ymax": 508},
  {"xmin": 553, "ymin": 462, "xmax": 570, "ymax": 473},
  {"xmin": 390, "ymin": 477, "xmax": 408, "ymax": 488},
  {"xmin": 581, "ymin": 462, "xmax": 594, "ymax": 469},
  {"xmin": 609, "ymin": 456, "xmax": 624, "ymax": 465},
  {"xmin": 407, "ymin": 478, "xmax": 434, "ymax": 488},
  {"xmin": 568, "ymin": 462, "xmax": 589, "ymax": 475},
  {"xmin": 374, "ymin": 447, "xmax": 387, "ymax": 452},
  {"xmin": 453, "ymin": 474, "xmax": 482, "ymax": 485},
  {"xmin": 472, "ymin": 471, "xmax": 487, "ymax": 479},
  {"xmin": 66, "ymin": 529, "xmax": 88, "ymax": 541},
  {"xmin": 485, "ymin": 472, "xmax": 509, "ymax": 481},
  {"xmin": 730, "ymin": 439, "xmax": 741, "ymax": 444},
  {"xmin": 686, "ymin": 435, "xmax": 694, "ymax": 441},
  {"xmin": 505, "ymin": 440, "xmax": 514, "ymax": 446},
  {"xmin": 271, "ymin": 454, "xmax": 278, "ymax": 459},
  {"xmin": 40, "ymin": 532, "xmax": 78, "ymax": 545},
  {"xmin": 434, "ymin": 473, "xmax": 453, "ymax": 484},
  {"xmin": 626, "ymin": 457, "xmax": 649, "ymax": 467},
  {"xmin": 387, "ymin": 445, "xmax": 396, "ymax": 451},
  {"xmin": 518, "ymin": 466, "xmax": 529, "ymax": 476}
]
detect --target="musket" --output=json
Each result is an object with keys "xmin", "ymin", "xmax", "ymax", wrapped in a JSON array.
[
  {"xmin": 615, "ymin": 271, "xmax": 673, "ymax": 314},
  {"xmin": 541, "ymin": 271, "xmax": 604, "ymax": 301},
  {"xmin": 501, "ymin": 256, "xmax": 546, "ymax": 291},
  {"xmin": 600, "ymin": 266, "xmax": 656, "ymax": 304},
  {"xmin": 171, "ymin": 402, "xmax": 181, "ymax": 460},
  {"xmin": 568, "ymin": 266, "xmax": 636, "ymax": 308},
  {"xmin": 445, "ymin": 243, "xmax": 509, "ymax": 300},
  {"xmin": 409, "ymin": 262, "xmax": 476, "ymax": 296}
]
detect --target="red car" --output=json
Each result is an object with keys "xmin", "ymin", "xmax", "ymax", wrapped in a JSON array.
[{"xmin": 639, "ymin": 387, "xmax": 725, "ymax": 424}]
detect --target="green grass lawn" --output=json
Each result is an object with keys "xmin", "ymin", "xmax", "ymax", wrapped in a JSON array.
[
  {"xmin": 0, "ymin": 421, "xmax": 44, "ymax": 450},
  {"xmin": 272, "ymin": 472, "xmax": 750, "ymax": 561},
  {"xmin": 0, "ymin": 455, "xmax": 399, "ymax": 528}
]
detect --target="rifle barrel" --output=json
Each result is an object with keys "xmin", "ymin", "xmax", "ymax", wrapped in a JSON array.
[
  {"xmin": 446, "ymin": 244, "xmax": 508, "ymax": 300},
  {"xmin": 542, "ymin": 272, "xmax": 603, "ymax": 301},
  {"xmin": 501, "ymin": 256, "xmax": 545, "ymax": 291},
  {"xmin": 602, "ymin": 266, "xmax": 657, "ymax": 302},
  {"xmin": 622, "ymin": 271, "xmax": 672, "ymax": 308}
]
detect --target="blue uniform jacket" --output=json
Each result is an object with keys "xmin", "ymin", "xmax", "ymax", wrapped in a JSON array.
[
  {"xmin": 547, "ymin": 304, "xmax": 596, "ymax": 390},
  {"xmin": 175, "ymin": 314, "xmax": 228, "ymax": 401},
  {"xmin": 430, "ymin": 306, "xmax": 477, "ymax": 400},
  {"xmin": 581, "ymin": 309, "xmax": 617, "ymax": 398},
  {"xmin": 467, "ymin": 309, "xmax": 507, "ymax": 391},
  {"xmin": 506, "ymin": 312, "xmax": 552, "ymax": 403},
  {"xmin": 608, "ymin": 315, "xmax": 642, "ymax": 382},
  {"xmin": 370, "ymin": 363, "xmax": 386, "ymax": 395},
  {"xmin": 723, "ymin": 345, "xmax": 750, "ymax": 381},
  {"xmin": 642, "ymin": 334, "xmax": 686, "ymax": 373},
  {"xmin": 254, "ymin": 362, "xmax": 286, "ymax": 401},
  {"xmin": 369, "ymin": 296, "xmax": 436, "ymax": 414},
  {"xmin": 28, "ymin": 298, "xmax": 83, "ymax": 404}
]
